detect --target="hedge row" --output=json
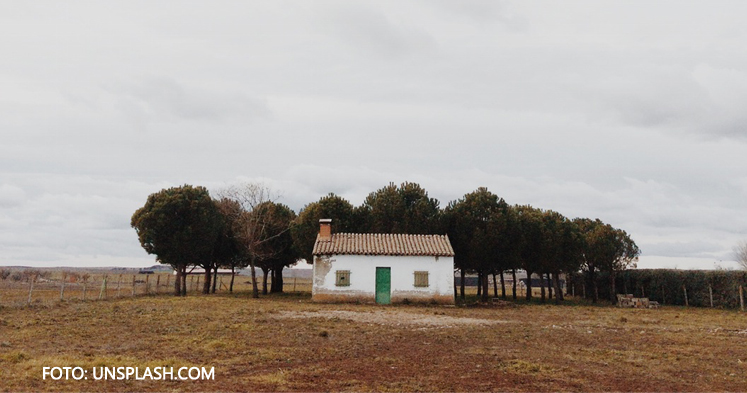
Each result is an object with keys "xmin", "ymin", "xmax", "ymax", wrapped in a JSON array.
[{"xmin": 570, "ymin": 269, "xmax": 747, "ymax": 308}]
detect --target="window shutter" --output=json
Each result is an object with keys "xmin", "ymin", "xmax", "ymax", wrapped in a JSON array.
[
  {"xmin": 414, "ymin": 271, "xmax": 429, "ymax": 287},
  {"xmin": 336, "ymin": 270, "xmax": 350, "ymax": 287}
]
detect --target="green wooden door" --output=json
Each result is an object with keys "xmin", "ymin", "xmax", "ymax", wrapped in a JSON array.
[{"xmin": 375, "ymin": 267, "xmax": 391, "ymax": 305}]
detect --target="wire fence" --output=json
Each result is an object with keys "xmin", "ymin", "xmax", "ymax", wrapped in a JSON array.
[{"xmin": 0, "ymin": 269, "xmax": 313, "ymax": 308}]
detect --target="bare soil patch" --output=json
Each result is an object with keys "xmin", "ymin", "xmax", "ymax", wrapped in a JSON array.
[{"xmin": 273, "ymin": 309, "xmax": 511, "ymax": 328}]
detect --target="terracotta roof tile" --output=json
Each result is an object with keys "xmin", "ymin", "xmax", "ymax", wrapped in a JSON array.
[{"xmin": 312, "ymin": 233, "xmax": 454, "ymax": 257}]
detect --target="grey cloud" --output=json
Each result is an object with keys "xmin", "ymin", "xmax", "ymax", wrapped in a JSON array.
[
  {"xmin": 0, "ymin": 184, "xmax": 26, "ymax": 208},
  {"xmin": 592, "ymin": 63, "xmax": 747, "ymax": 140},
  {"xmin": 424, "ymin": 0, "xmax": 528, "ymax": 30},
  {"xmin": 318, "ymin": 4, "xmax": 437, "ymax": 59},
  {"xmin": 640, "ymin": 240, "xmax": 725, "ymax": 258},
  {"xmin": 110, "ymin": 76, "xmax": 269, "ymax": 124}
]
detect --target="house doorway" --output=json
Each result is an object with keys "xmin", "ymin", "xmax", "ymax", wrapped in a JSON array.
[{"xmin": 375, "ymin": 267, "xmax": 391, "ymax": 305}]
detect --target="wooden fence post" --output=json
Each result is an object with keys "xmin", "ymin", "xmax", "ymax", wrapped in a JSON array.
[
  {"xmin": 683, "ymin": 285, "xmax": 689, "ymax": 307},
  {"xmin": 27, "ymin": 275, "xmax": 36, "ymax": 305},
  {"xmin": 293, "ymin": 277, "xmax": 297, "ymax": 292},
  {"xmin": 196, "ymin": 276, "xmax": 201, "ymax": 292},
  {"xmin": 156, "ymin": 275, "xmax": 161, "ymax": 294},
  {"xmin": 98, "ymin": 276, "xmax": 107, "ymax": 300},
  {"xmin": 145, "ymin": 274, "xmax": 150, "ymax": 295},
  {"xmin": 166, "ymin": 274, "xmax": 170, "ymax": 289},
  {"xmin": 60, "ymin": 273, "xmax": 66, "ymax": 301},
  {"xmin": 190, "ymin": 276, "xmax": 194, "ymax": 292},
  {"xmin": 117, "ymin": 274, "xmax": 122, "ymax": 298},
  {"xmin": 132, "ymin": 275, "xmax": 136, "ymax": 296},
  {"xmin": 709, "ymin": 285, "xmax": 713, "ymax": 308},
  {"xmin": 219, "ymin": 276, "xmax": 224, "ymax": 291}
]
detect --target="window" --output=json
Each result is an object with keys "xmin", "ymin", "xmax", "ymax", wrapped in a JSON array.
[
  {"xmin": 336, "ymin": 270, "xmax": 351, "ymax": 287},
  {"xmin": 414, "ymin": 271, "xmax": 429, "ymax": 288}
]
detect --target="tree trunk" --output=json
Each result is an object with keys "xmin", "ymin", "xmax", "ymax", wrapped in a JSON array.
[
  {"xmin": 211, "ymin": 265, "xmax": 218, "ymax": 294},
  {"xmin": 609, "ymin": 272, "xmax": 617, "ymax": 303},
  {"xmin": 271, "ymin": 268, "xmax": 282, "ymax": 293},
  {"xmin": 546, "ymin": 273, "xmax": 553, "ymax": 300},
  {"xmin": 589, "ymin": 268, "xmax": 598, "ymax": 303},
  {"xmin": 553, "ymin": 272, "xmax": 562, "ymax": 305},
  {"xmin": 512, "ymin": 269, "xmax": 517, "ymax": 300},
  {"xmin": 181, "ymin": 267, "xmax": 187, "ymax": 296},
  {"xmin": 250, "ymin": 256, "xmax": 259, "ymax": 298},
  {"xmin": 556, "ymin": 272, "xmax": 564, "ymax": 301},
  {"xmin": 460, "ymin": 269, "xmax": 465, "ymax": 300},
  {"xmin": 476, "ymin": 272, "xmax": 482, "ymax": 298},
  {"xmin": 540, "ymin": 273, "xmax": 546, "ymax": 302},
  {"xmin": 500, "ymin": 271, "xmax": 506, "ymax": 300},
  {"xmin": 276, "ymin": 268, "xmax": 284, "ymax": 293},
  {"xmin": 453, "ymin": 271, "xmax": 457, "ymax": 300},
  {"xmin": 261, "ymin": 267, "xmax": 269, "ymax": 295},
  {"xmin": 230, "ymin": 266, "xmax": 236, "ymax": 293},
  {"xmin": 203, "ymin": 266, "xmax": 212, "ymax": 294},
  {"xmin": 492, "ymin": 273, "xmax": 498, "ymax": 298},
  {"xmin": 481, "ymin": 272, "xmax": 489, "ymax": 303},
  {"xmin": 525, "ymin": 271, "xmax": 533, "ymax": 301},
  {"xmin": 175, "ymin": 270, "xmax": 181, "ymax": 297}
]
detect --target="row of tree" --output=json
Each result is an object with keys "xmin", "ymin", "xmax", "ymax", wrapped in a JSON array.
[
  {"xmin": 131, "ymin": 184, "xmax": 297, "ymax": 298},
  {"xmin": 293, "ymin": 183, "xmax": 640, "ymax": 304},
  {"xmin": 131, "ymin": 181, "xmax": 640, "ymax": 304}
]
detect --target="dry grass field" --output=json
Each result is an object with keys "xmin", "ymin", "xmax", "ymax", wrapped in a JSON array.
[{"xmin": 1, "ymin": 285, "xmax": 746, "ymax": 392}]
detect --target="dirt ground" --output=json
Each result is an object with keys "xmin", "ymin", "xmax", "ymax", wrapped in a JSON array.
[{"xmin": 1, "ymin": 292, "xmax": 746, "ymax": 392}]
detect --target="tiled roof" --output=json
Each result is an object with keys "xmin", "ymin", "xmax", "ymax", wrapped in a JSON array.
[{"xmin": 312, "ymin": 233, "xmax": 454, "ymax": 257}]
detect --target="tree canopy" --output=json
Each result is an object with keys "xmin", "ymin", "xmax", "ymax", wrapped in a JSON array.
[
  {"xmin": 254, "ymin": 201, "xmax": 300, "ymax": 293},
  {"xmin": 130, "ymin": 185, "xmax": 222, "ymax": 296},
  {"xmin": 359, "ymin": 182, "xmax": 442, "ymax": 234},
  {"xmin": 445, "ymin": 187, "xmax": 510, "ymax": 302},
  {"xmin": 291, "ymin": 193, "xmax": 357, "ymax": 264}
]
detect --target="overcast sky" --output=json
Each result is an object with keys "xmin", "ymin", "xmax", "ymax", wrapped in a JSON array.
[{"xmin": 2, "ymin": 1, "xmax": 746, "ymax": 269}]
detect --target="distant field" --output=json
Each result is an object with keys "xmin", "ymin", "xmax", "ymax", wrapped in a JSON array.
[
  {"xmin": 1, "ymin": 288, "xmax": 745, "ymax": 392},
  {"xmin": 0, "ymin": 270, "xmax": 312, "ymax": 307}
]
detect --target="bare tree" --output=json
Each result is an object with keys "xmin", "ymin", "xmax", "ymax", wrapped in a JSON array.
[
  {"xmin": 218, "ymin": 183, "xmax": 292, "ymax": 298},
  {"xmin": 736, "ymin": 240, "xmax": 747, "ymax": 270}
]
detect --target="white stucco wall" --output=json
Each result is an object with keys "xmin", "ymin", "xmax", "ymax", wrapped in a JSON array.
[{"xmin": 312, "ymin": 254, "xmax": 454, "ymax": 304}]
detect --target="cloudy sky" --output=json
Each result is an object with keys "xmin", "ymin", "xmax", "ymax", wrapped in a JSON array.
[{"xmin": 2, "ymin": 1, "xmax": 746, "ymax": 269}]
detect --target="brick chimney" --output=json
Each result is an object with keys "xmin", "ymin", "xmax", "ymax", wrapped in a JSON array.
[{"xmin": 319, "ymin": 219, "xmax": 332, "ymax": 241}]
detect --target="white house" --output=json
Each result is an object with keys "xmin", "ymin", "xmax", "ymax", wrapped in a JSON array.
[{"xmin": 311, "ymin": 219, "xmax": 455, "ymax": 304}]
